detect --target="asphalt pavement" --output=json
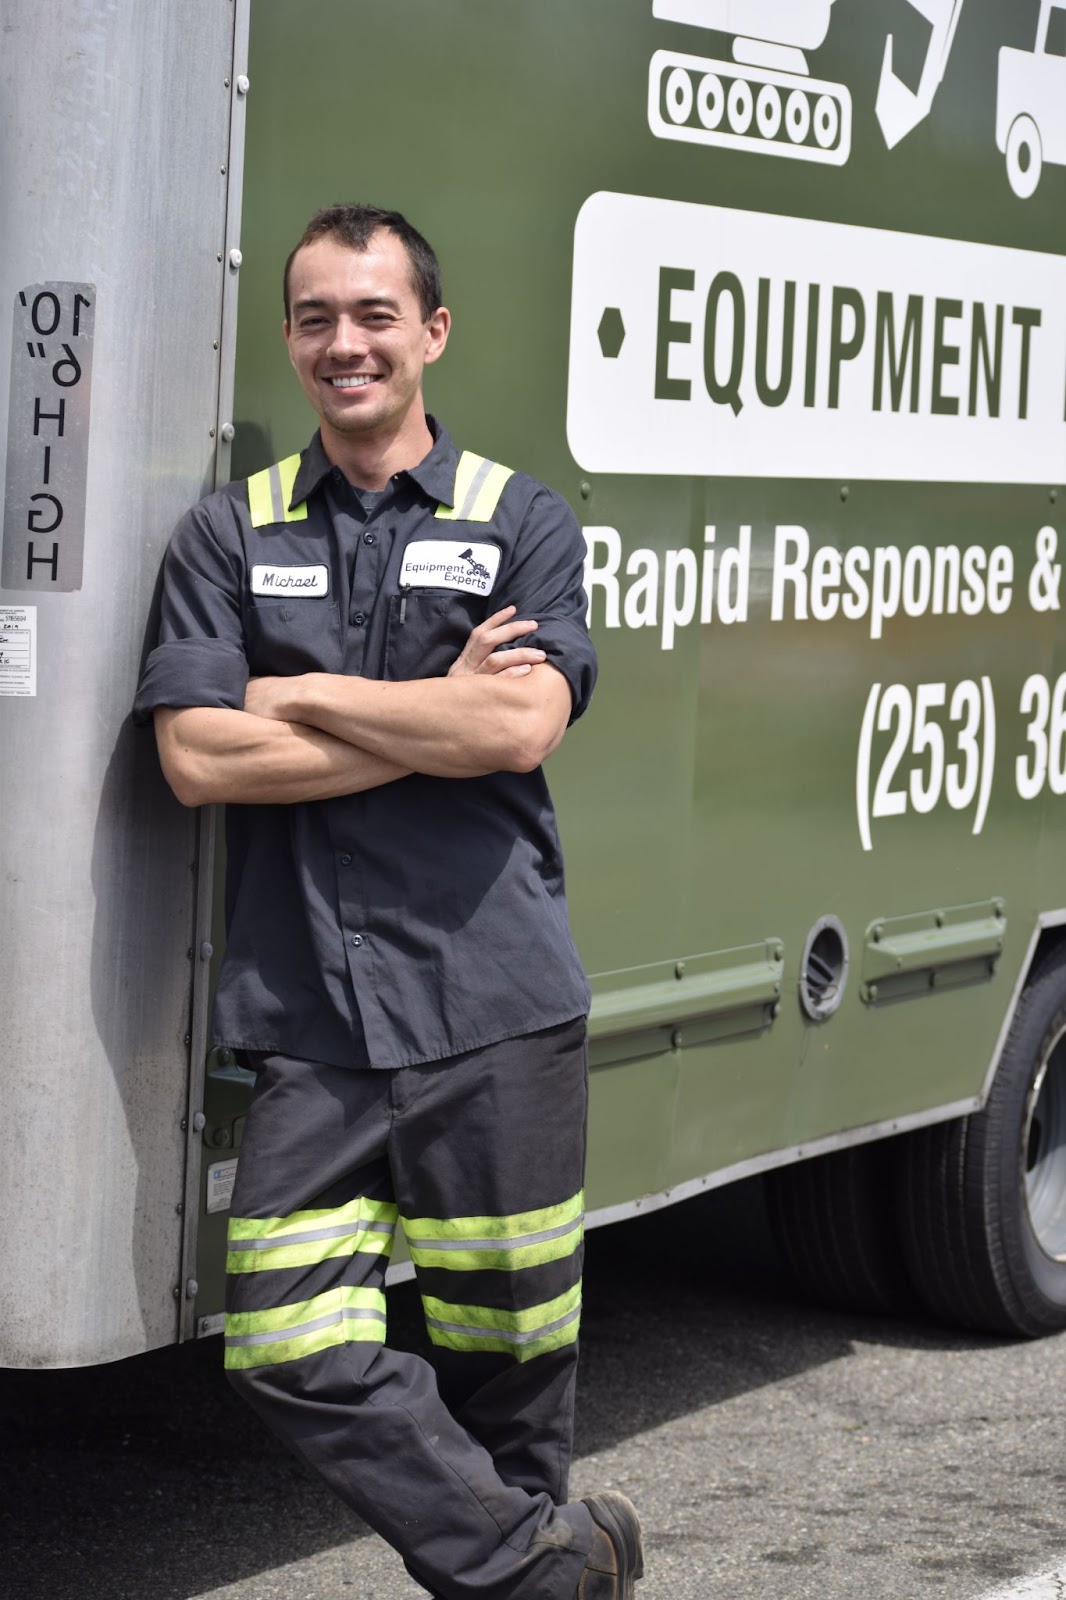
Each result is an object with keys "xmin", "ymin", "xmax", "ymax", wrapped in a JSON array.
[{"xmin": 4, "ymin": 1181, "xmax": 1065, "ymax": 1600}]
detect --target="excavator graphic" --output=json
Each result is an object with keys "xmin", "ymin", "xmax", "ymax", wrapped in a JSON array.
[
  {"xmin": 875, "ymin": 0, "xmax": 965, "ymax": 149},
  {"xmin": 650, "ymin": 0, "xmax": 970, "ymax": 164},
  {"xmin": 649, "ymin": 0, "xmax": 852, "ymax": 165}
]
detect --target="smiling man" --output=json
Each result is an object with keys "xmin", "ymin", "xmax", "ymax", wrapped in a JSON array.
[{"xmin": 134, "ymin": 205, "xmax": 643, "ymax": 1600}]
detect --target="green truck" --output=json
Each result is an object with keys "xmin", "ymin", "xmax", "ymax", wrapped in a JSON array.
[{"xmin": 3, "ymin": 0, "xmax": 1065, "ymax": 1367}]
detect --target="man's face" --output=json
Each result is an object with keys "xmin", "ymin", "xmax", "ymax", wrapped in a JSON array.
[{"xmin": 284, "ymin": 229, "xmax": 449, "ymax": 445}]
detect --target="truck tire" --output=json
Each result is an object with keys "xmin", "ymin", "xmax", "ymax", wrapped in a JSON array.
[
  {"xmin": 897, "ymin": 943, "xmax": 1066, "ymax": 1337},
  {"xmin": 1005, "ymin": 114, "xmax": 1042, "ymax": 199},
  {"xmin": 764, "ymin": 1141, "xmax": 915, "ymax": 1317}
]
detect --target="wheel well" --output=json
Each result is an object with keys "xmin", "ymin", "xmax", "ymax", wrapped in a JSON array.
[
  {"xmin": 1026, "ymin": 923, "xmax": 1066, "ymax": 977},
  {"xmin": 982, "ymin": 919, "xmax": 1066, "ymax": 1108}
]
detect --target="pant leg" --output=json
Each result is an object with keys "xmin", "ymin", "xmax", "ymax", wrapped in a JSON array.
[
  {"xmin": 391, "ymin": 1020, "xmax": 589, "ymax": 1510},
  {"xmin": 224, "ymin": 1052, "xmax": 592, "ymax": 1600}
]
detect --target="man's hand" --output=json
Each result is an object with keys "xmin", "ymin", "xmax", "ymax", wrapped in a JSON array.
[
  {"xmin": 244, "ymin": 674, "xmax": 301, "ymax": 723},
  {"xmin": 448, "ymin": 605, "xmax": 546, "ymax": 679}
]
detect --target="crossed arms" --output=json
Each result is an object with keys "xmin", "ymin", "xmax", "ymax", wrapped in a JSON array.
[{"xmin": 154, "ymin": 607, "xmax": 572, "ymax": 807}]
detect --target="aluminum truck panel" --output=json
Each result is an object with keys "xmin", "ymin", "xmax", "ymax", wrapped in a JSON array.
[{"xmin": 0, "ymin": 0, "xmax": 240, "ymax": 1366}]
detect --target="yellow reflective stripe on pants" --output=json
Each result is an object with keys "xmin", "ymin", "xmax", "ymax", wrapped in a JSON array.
[
  {"xmin": 246, "ymin": 453, "xmax": 308, "ymax": 527},
  {"xmin": 227, "ymin": 1196, "xmax": 398, "ymax": 1274},
  {"xmin": 421, "ymin": 1284, "xmax": 581, "ymax": 1362},
  {"xmin": 224, "ymin": 1285, "xmax": 387, "ymax": 1371},
  {"xmin": 434, "ymin": 451, "xmax": 514, "ymax": 522},
  {"xmin": 403, "ymin": 1191, "xmax": 583, "ymax": 1273}
]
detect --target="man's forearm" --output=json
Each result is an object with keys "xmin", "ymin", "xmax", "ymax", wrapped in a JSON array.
[
  {"xmin": 263, "ymin": 667, "xmax": 570, "ymax": 778},
  {"xmin": 155, "ymin": 706, "xmax": 410, "ymax": 806}
]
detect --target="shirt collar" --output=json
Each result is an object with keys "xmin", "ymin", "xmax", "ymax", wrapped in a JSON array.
[{"xmin": 289, "ymin": 417, "xmax": 461, "ymax": 511}]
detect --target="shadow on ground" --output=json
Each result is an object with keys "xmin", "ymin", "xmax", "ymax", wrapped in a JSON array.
[{"xmin": 0, "ymin": 1181, "xmax": 986, "ymax": 1600}]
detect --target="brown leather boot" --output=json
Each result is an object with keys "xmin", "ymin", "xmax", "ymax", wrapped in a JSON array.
[{"xmin": 576, "ymin": 1491, "xmax": 644, "ymax": 1599}]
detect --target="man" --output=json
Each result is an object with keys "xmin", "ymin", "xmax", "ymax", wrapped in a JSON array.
[{"xmin": 134, "ymin": 204, "xmax": 643, "ymax": 1600}]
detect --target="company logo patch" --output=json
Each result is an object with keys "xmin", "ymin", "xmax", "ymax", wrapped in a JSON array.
[
  {"xmin": 399, "ymin": 540, "xmax": 501, "ymax": 595},
  {"xmin": 250, "ymin": 564, "xmax": 329, "ymax": 597}
]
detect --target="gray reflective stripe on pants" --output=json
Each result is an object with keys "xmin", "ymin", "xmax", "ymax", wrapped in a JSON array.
[
  {"xmin": 225, "ymin": 1305, "xmax": 387, "ymax": 1349},
  {"xmin": 405, "ymin": 1214, "xmax": 582, "ymax": 1255},
  {"xmin": 232, "ymin": 1219, "xmax": 395, "ymax": 1252},
  {"xmin": 455, "ymin": 456, "xmax": 496, "ymax": 520},
  {"xmin": 425, "ymin": 1304, "xmax": 582, "ymax": 1345}
]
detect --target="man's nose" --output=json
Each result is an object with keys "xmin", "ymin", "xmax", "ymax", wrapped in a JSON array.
[{"xmin": 328, "ymin": 316, "xmax": 367, "ymax": 360}]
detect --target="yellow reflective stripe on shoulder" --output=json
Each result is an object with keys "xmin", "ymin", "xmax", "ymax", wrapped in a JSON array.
[
  {"xmin": 403, "ymin": 1192, "xmax": 584, "ymax": 1274},
  {"xmin": 246, "ymin": 453, "xmax": 309, "ymax": 528},
  {"xmin": 227, "ymin": 1197, "xmax": 398, "ymax": 1274},
  {"xmin": 421, "ymin": 1284, "xmax": 581, "ymax": 1362},
  {"xmin": 434, "ymin": 451, "xmax": 514, "ymax": 523},
  {"xmin": 224, "ymin": 1285, "xmax": 386, "ymax": 1370}
]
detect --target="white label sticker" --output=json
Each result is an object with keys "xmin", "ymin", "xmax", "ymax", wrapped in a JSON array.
[
  {"xmin": 0, "ymin": 605, "xmax": 37, "ymax": 695},
  {"xmin": 206, "ymin": 1156, "xmax": 238, "ymax": 1215},
  {"xmin": 567, "ymin": 192, "xmax": 1066, "ymax": 484},
  {"xmin": 250, "ymin": 563, "xmax": 329, "ymax": 597},
  {"xmin": 399, "ymin": 540, "xmax": 501, "ymax": 595}
]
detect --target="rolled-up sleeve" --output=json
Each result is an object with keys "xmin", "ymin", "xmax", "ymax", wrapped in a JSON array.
[
  {"xmin": 496, "ymin": 486, "xmax": 598, "ymax": 723},
  {"xmin": 133, "ymin": 498, "xmax": 249, "ymax": 725}
]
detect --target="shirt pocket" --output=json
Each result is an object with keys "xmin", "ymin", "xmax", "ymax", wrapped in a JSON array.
[
  {"xmin": 243, "ymin": 598, "xmax": 342, "ymax": 676},
  {"xmin": 384, "ymin": 590, "xmax": 485, "ymax": 681}
]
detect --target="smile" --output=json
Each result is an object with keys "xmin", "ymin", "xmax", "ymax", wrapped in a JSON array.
[{"xmin": 329, "ymin": 375, "xmax": 380, "ymax": 388}]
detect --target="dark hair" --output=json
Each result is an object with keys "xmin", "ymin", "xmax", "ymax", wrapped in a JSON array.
[{"xmin": 283, "ymin": 204, "xmax": 443, "ymax": 323}]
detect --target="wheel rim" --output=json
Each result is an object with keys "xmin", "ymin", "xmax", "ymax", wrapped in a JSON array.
[
  {"xmin": 1006, "ymin": 116, "xmax": 1041, "ymax": 199},
  {"xmin": 1023, "ymin": 1023, "xmax": 1066, "ymax": 1260}
]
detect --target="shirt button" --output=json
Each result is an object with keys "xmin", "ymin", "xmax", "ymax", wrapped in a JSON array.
[
  {"xmin": 363, "ymin": 532, "xmax": 376, "ymax": 546},
  {"xmin": 352, "ymin": 611, "xmax": 366, "ymax": 626},
  {"xmin": 350, "ymin": 934, "xmax": 363, "ymax": 948},
  {"xmin": 339, "ymin": 853, "xmax": 352, "ymax": 866}
]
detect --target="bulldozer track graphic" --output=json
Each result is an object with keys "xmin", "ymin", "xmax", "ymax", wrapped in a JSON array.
[{"xmin": 649, "ymin": 48, "xmax": 852, "ymax": 166}]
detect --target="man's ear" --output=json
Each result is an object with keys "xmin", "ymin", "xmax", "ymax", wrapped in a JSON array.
[{"xmin": 424, "ymin": 306, "xmax": 451, "ymax": 367}]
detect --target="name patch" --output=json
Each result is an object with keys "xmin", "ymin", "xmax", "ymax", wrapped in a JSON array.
[
  {"xmin": 399, "ymin": 540, "xmax": 501, "ymax": 596},
  {"xmin": 251, "ymin": 564, "xmax": 330, "ymax": 597}
]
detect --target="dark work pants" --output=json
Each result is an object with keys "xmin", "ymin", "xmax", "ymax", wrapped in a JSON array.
[{"xmin": 224, "ymin": 1019, "xmax": 593, "ymax": 1600}]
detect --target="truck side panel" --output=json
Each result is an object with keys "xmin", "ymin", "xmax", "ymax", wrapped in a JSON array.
[{"xmin": 0, "ymin": 0, "xmax": 240, "ymax": 1366}]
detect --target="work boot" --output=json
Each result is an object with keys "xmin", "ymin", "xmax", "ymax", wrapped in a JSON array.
[{"xmin": 576, "ymin": 1491, "xmax": 644, "ymax": 1599}]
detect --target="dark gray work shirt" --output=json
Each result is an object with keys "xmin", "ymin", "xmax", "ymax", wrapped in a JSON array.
[{"xmin": 134, "ymin": 421, "xmax": 596, "ymax": 1070}]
